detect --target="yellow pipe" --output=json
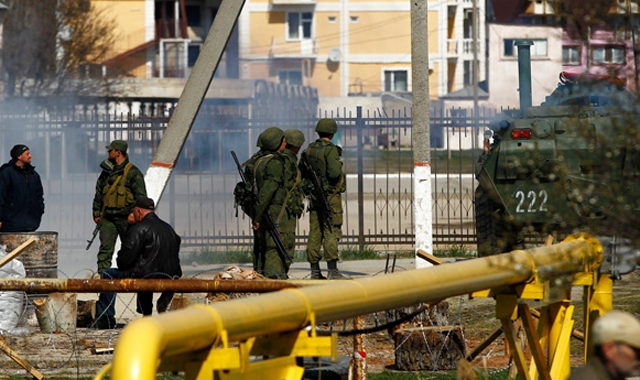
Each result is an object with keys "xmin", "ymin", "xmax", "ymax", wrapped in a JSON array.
[{"xmin": 110, "ymin": 235, "xmax": 602, "ymax": 380}]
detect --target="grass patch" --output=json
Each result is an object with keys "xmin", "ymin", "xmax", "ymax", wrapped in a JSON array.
[
  {"xmin": 182, "ymin": 247, "xmax": 254, "ymax": 265},
  {"xmin": 434, "ymin": 245, "xmax": 476, "ymax": 258},
  {"xmin": 340, "ymin": 245, "xmax": 382, "ymax": 260}
]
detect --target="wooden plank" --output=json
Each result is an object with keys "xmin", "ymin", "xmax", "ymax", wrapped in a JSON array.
[
  {"xmin": 0, "ymin": 238, "xmax": 36, "ymax": 270},
  {"xmin": 416, "ymin": 249, "xmax": 445, "ymax": 265},
  {"xmin": 501, "ymin": 319, "xmax": 531, "ymax": 380},
  {"xmin": 519, "ymin": 304, "xmax": 551, "ymax": 380},
  {"xmin": 530, "ymin": 308, "xmax": 584, "ymax": 341},
  {"xmin": 466, "ymin": 326, "xmax": 503, "ymax": 361},
  {"xmin": 0, "ymin": 337, "xmax": 44, "ymax": 380},
  {"xmin": 92, "ymin": 346, "xmax": 115, "ymax": 355}
]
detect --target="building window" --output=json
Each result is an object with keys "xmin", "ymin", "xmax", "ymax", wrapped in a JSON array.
[
  {"xmin": 503, "ymin": 39, "xmax": 548, "ymax": 57},
  {"xmin": 279, "ymin": 70, "xmax": 303, "ymax": 85},
  {"xmin": 328, "ymin": 16, "xmax": 337, "ymax": 24},
  {"xmin": 350, "ymin": 16, "xmax": 359, "ymax": 23},
  {"xmin": 188, "ymin": 44, "xmax": 201, "ymax": 68},
  {"xmin": 562, "ymin": 46, "xmax": 580, "ymax": 65},
  {"xmin": 288, "ymin": 12, "xmax": 313, "ymax": 40},
  {"xmin": 463, "ymin": 60, "xmax": 472, "ymax": 86},
  {"xmin": 384, "ymin": 70, "xmax": 408, "ymax": 92},
  {"xmin": 463, "ymin": 9, "xmax": 473, "ymax": 39},
  {"xmin": 592, "ymin": 45, "xmax": 625, "ymax": 65}
]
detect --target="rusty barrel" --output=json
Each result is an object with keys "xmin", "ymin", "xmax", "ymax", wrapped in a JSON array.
[{"xmin": 0, "ymin": 231, "xmax": 58, "ymax": 278}]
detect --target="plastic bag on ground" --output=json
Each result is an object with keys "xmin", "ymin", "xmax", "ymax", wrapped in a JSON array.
[{"xmin": 0, "ymin": 244, "xmax": 27, "ymax": 333}]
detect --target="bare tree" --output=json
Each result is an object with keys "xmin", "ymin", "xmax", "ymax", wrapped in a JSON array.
[{"xmin": 2, "ymin": 0, "xmax": 120, "ymax": 98}]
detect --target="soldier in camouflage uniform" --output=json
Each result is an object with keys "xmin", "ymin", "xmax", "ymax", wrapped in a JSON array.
[
  {"xmin": 92, "ymin": 140, "xmax": 147, "ymax": 272},
  {"xmin": 235, "ymin": 130, "xmax": 270, "ymax": 271},
  {"xmin": 300, "ymin": 119, "xmax": 348, "ymax": 279},
  {"xmin": 251, "ymin": 127, "xmax": 291, "ymax": 279},
  {"xmin": 281, "ymin": 129, "xmax": 306, "ymax": 258}
]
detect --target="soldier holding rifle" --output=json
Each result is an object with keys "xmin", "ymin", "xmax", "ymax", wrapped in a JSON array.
[
  {"xmin": 232, "ymin": 127, "xmax": 292, "ymax": 279},
  {"xmin": 281, "ymin": 129, "xmax": 306, "ymax": 259},
  {"xmin": 300, "ymin": 119, "xmax": 347, "ymax": 279},
  {"xmin": 91, "ymin": 140, "xmax": 146, "ymax": 273}
]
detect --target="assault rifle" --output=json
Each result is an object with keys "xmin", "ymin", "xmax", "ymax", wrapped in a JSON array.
[
  {"xmin": 86, "ymin": 223, "xmax": 100, "ymax": 250},
  {"xmin": 300, "ymin": 153, "xmax": 333, "ymax": 226},
  {"xmin": 231, "ymin": 151, "xmax": 292, "ymax": 263}
]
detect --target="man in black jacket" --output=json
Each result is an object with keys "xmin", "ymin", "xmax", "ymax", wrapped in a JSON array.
[
  {"xmin": 94, "ymin": 196, "xmax": 182, "ymax": 329},
  {"xmin": 0, "ymin": 144, "xmax": 44, "ymax": 232}
]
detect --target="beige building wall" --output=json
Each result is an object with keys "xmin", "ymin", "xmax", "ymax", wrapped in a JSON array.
[
  {"xmin": 248, "ymin": 11, "xmax": 282, "ymax": 56},
  {"xmin": 95, "ymin": 0, "xmax": 480, "ymax": 101},
  {"xmin": 347, "ymin": 12, "xmax": 410, "ymax": 55},
  {"xmin": 93, "ymin": 0, "xmax": 147, "ymax": 57},
  {"xmin": 487, "ymin": 23, "xmax": 562, "ymax": 108},
  {"xmin": 241, "ymin": 0, "xmax": 422, "ymax": 97}
]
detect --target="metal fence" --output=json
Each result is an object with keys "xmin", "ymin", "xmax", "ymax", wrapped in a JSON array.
[{"xmin": 0, "ymin": 105, "xmax": 503, "ymax": 256}]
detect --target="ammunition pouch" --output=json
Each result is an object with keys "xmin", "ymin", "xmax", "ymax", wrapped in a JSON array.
[
  {"xmin": 234, "ymin": 181, "xmax": 255, "ymax": 218},
  {"xmin": 102, "ymin": 163, "xmax": 134, "ymax": 210}
]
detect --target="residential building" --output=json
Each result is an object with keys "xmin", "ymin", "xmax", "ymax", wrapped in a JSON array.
[
  {"xmin": 93, "ymin": 0, "xmax": 486, "ymax": 103},
  {"xmin": 236, "ymin": 0, "xmax": 486, "ymax": 99},
  {"xmin": 486, "ymin": 23, "xmax": 562, "ymax": 109},
  {"xmin": 489, "ymin": 0, "xmax": 640, "ymax": 93}
]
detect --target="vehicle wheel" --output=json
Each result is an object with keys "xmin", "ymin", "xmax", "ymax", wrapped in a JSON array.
[{"xmin": 475, "ymin": 186, "xmax": 521, "ymax": 257}]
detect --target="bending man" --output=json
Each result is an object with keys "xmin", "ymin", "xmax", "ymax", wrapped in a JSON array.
[{"xmin": 94, "ymin": 196, "xmax": 181, "ymax": 329}]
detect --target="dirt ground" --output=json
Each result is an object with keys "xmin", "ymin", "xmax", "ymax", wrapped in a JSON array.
[{"xmin": 1, "ymin": 270, "xmax": 639, "ymax": 379}]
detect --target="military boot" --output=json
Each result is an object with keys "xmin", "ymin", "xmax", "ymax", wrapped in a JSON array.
[
  {"xmin": 310, "ymin": 262, "xmax": 326, "ymax": 280},
  {"xmin": 327, "ymin": 260, "xmax": 349, "ymax": 279}
]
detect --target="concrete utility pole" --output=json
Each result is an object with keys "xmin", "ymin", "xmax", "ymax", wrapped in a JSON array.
[
  {"xmin": 145, "ymin": 0, "xmax": 246, "ymax": 203},
  {"xmin": 411, "ymin": 0, "xmax": 433, "ymax": 269},
  {"xmin": 472, "ymin": 0, "xmax": 479, "ymax": 117}
]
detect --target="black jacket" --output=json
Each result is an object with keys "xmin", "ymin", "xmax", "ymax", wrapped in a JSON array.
[
  {"xmin": 0, "ymin": 160, "xmax": 45, "ymax": 232},
  {"xmin": 116, "ymin": 213, "xmax": 182, "ymax": 279}
]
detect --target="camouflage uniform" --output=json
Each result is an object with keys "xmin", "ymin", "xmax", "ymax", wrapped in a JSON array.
[
  {"xmin": 252, "ymin": 127, "xmax": 291, "ymax": 278},
  {"xmin": 92, "ymin": 141, "xmax": 146, "ymax": 272},
  {"xmin": 236, "ymin": 130, "xmax": 271, "ymax": 271},
  {"xmin": 281, "ymin": 129, "xmax": 306, "ymax": 257},
  {"xmin": 301, "ymin": 119, "xmax": 347, "ymax": 279}
]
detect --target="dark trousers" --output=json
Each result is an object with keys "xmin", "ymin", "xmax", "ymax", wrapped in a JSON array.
[{"xmin": 95, "ymin": 268, "xmax": 177, "ymax": 318}]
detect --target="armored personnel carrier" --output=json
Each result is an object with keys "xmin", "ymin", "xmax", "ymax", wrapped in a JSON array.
[{"xmin": 475, "ymin": 41, "xmax": 640, "ymax": 257}]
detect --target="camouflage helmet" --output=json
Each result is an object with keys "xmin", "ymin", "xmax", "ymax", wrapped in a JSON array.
[
  {"xmin": 260, "ymin": 127, "xmax": 285, "ymax": 151},
  {"xmin": 256, "ymin": 130, "xmax": 265, "ymax": 148},
  {"xmin": 315, "ymin": 118, "xmax": 338, "ymax": 134},
  {"xmin": 284, "ymin": 129, "xmax": 305, "ymax": 148}
]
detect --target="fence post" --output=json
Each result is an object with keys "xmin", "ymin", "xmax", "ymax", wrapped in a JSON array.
[{"xmin": 357, "ymin": 106, "xmax": 364, "ymax": 251}]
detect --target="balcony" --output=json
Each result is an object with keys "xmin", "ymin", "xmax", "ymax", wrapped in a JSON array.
[
  {"xmin": 447, "ymin": 38, "xmax": 481, "ymax": 58},
  {"xmin": 269, "ymin": 37, "xmax": 318, "ymax": 59}
]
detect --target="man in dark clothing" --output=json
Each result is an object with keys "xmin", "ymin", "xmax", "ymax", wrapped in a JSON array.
[
  {"xmin": 0, "ymin": 144, "xmax": 44, "ymax": 232},
  {"xmin": 94, "ymin": 196, "xmax": 181, "ymax": 329},
  {"xmin": 568, "ymin": 310, "xmax": 640, "ymax": 380},
  {"xmin": 92, "ymin": 140, "xmax": 146, "ymax": 272}
]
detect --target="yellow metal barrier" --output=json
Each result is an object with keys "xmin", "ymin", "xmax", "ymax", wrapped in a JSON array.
[{"xmin": 99, "ymin": 233, "xmax": 605, "ymax": 380}]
